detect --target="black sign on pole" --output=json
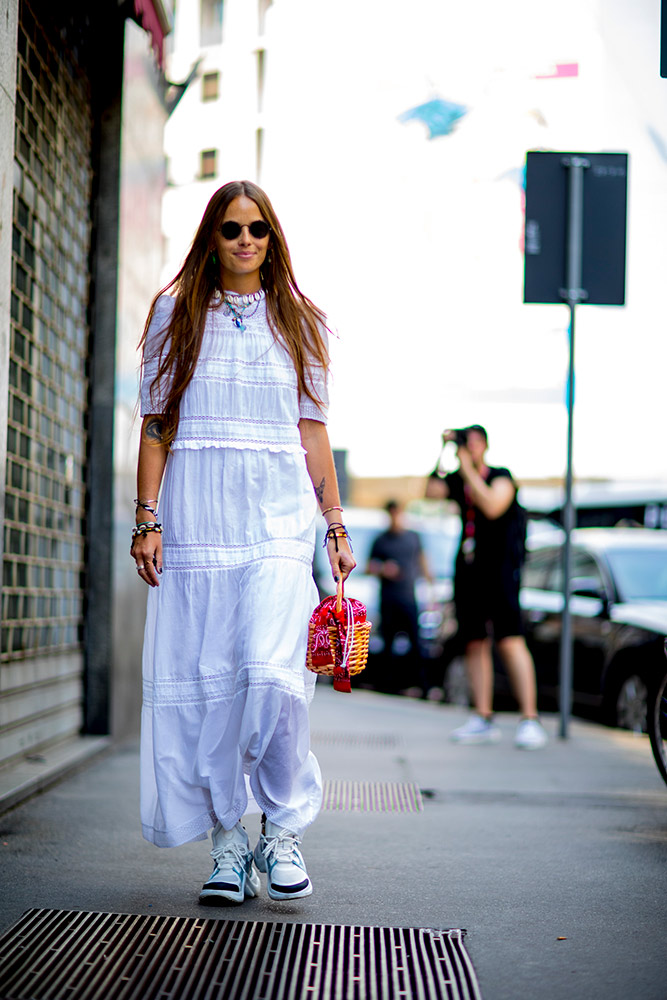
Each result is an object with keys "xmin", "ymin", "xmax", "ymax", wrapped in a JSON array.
[
  {"xmin": 524, "ymin": 152, "xmax": 628, "ymax": 305},
  {"xmin": 523, "ymin": 151, "xmax": 628, "ymax": 740}
]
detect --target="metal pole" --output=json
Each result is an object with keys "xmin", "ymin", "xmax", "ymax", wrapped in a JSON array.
[
  {"xmin": 558, "ymin": 156, "xmax": 589, "ymax": 740},
  {"xmin": 559, "ymin": 303, "xmax": 576, "ymax": 739}
]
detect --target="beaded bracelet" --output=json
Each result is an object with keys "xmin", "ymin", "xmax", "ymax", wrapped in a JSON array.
[
  {"xmin": 131, "ymin": 522, "xmax": 163, "ymax": 542},
  {"xmin": 323, "ymin": 522, "xmax": 353, "ymax": 553}
]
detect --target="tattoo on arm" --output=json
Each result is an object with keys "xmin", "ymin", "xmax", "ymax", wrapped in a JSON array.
[
  {"xmin": 314, "ymin": 477, "xmax": 325, "ymax": 503},
  {"xmin": 145, "ymin": 418, "xmax": 164, "ymax": 443}
]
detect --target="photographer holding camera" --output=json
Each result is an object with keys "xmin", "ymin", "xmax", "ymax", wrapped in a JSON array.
[{"xmin": 427, "ymin": 425, "xmax": 547, "ymax": 749}]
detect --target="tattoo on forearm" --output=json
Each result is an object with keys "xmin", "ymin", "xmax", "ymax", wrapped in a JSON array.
[
  {"xmin": 314, "ymin": 477, "xmax": 325, "ymax": 503},
  {"xmin": 145, "ymin": 418, "xmax": 164, "ymax": 443}
]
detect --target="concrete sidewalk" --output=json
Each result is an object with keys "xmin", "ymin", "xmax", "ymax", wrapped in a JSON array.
[{"xmin": 1, "ymin": 687, "xmax": 666, "ymax": 1000}]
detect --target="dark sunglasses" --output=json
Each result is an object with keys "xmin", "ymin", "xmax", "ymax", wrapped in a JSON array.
[{"xmin": 219, "ymin": 220, "xmax": 270, "ymax": 240}]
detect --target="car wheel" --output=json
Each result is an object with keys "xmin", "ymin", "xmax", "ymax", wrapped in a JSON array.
[
  {"xmin": 614, "ymin": 672, "xmax": 649, "ymax": 733},
  {"xmin": 648, "ymin": 671, "xmax": 667, "ymax": 788},
  {"xmin": 443, "ymin": 656, "xmax": 469, "ymax": 707}
]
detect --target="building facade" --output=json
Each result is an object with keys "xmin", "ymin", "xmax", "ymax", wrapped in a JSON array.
[
  {"xmin": 0, "ymin": 0, "xmax": 171, "ymax": 798},
  {"xmin": 106, "ymin": 0, "xmax": 281, "ymax": 741}
]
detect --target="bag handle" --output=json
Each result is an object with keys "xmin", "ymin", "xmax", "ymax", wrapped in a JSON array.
[{"xmin": 335, "ymin": 577, "xmax": 344, "ymax": 614}]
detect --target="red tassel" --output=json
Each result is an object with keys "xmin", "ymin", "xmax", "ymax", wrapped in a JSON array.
[{"xmin": 333, "ymin": 665, "xmax": 351, "ymax": 693}]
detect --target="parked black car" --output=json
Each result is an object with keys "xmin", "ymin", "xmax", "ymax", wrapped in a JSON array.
[
  {"xmin": 648, "ymin": 642, "xmax": 667, "ymax": 786},
  {"xmin": 519, "ymin": 528, "xmax": 667, "ymax": 731}
]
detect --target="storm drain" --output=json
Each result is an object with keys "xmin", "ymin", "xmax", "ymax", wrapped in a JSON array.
[
  {"xmin": 311, "ymin": 731, "xmax": 403, "ymax": 750},
  {"xmin": 322, "ymin": 780, "xmax": 423, "ymax": 812},
  {"xmin": 0, "ymin": 909, "xmax": 482, "ymax": 1000}
]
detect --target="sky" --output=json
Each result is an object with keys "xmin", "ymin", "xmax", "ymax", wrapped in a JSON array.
[{"xmin": 260, "ymin": 0, "xmax": 667, "ymax": 483}]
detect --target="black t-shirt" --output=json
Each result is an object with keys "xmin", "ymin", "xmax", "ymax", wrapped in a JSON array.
[
  {"xmin": 369, "ymin": 529, "xmax": 423, "ymax": 604},
  {"xmin": 444, "ymin": 467, "xmax": 525, "ymax": 572}
]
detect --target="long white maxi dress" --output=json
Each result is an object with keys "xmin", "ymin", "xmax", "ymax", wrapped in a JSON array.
[{"xmin": 139, "ymin": 291, "xmax": 325, "ymax": 848}]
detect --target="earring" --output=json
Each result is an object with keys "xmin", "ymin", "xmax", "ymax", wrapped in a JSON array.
[{"xmin": 210, "ymin": 250, "xmax": 217, "ymax": 266}]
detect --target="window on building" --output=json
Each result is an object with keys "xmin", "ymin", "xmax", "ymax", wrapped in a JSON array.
[
  {"xmin": 256, "ymin": 128, "xmax": 264, "ymax": 180},
  {"xmin": 202, "ymin": 71, "xmax": 220, "ymax": 102},
  {"xmin": 258, "ymin": 0, "xmax": 273, "ymax": 34},
  {"xmin": 200, "ymin": 149, "xmax": 218, "ymax": 179},
  {"xmin": 201, "ymin": 0, "xmax": 223, "ymax": 46},
  {"xmin": 256, "ymin": 50, "xmax": 265, "ymax": 112}
]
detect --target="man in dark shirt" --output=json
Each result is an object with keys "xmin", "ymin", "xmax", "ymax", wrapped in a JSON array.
[
  {"xmin": 428, "ymin": 426, "xmax": 547, "ymax": 749},
  {"xmin": 367, "ymin": 501, "xmax": 432, "ymax": 694}
]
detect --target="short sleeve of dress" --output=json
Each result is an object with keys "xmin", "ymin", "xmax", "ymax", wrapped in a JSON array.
[
  {"xmin": 140, "ymin": 294, "xmax": 175, "ymax": 416},
  {"xmin": 299, "ymin": 325, "xmax": 329, "ymax": 424}
]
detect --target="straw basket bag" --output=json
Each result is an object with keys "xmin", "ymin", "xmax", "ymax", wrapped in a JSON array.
[{"xmin": 306, "ymin": 579, "xmax": 371, "ymax": 692}]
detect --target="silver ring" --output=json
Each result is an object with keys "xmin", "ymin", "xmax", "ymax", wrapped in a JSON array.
[{"xmin": 137, "ymin": 564, "xmax": 145, "ymax": 572}]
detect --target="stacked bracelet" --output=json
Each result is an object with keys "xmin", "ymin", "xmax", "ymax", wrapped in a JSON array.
[
  {"xmin": 135, "ymin": 498, "xmax": 159, "ymax": 517},
  {"xmin": 131, "ymin": 522, "xmax": 162, "ymax": 542},
  {"xmin": 323, "ymin": 522, "xmax": 353, "ymax": 553}
]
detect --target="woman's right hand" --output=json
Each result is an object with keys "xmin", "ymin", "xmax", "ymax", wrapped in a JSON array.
[{"xmin": 131, "ymin": 532, "xmax": 163, "ymax": 588}]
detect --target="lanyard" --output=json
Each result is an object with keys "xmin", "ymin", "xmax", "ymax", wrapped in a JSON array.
[
  {"xmin": 462, "ymin": 484, "xmax": 476, "ymax": 563},
  {"xmin": 461, "ymin": 470, "xmax": 489, "ymax": 564}
]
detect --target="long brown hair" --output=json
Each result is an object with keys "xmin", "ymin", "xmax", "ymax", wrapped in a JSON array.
[{"xmin": 140, "ymin": 180, "xmax": 330, "ymax": 446}]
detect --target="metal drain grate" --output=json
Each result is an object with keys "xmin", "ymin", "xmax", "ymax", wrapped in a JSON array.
[
  {"xmin": 310, "ymin": 731, "xmax": 402, "ymax": 749},
  {"xmin": 0, "ymin": 910, "xmax": 482, "ymax": 1000},
  {"xmin": 322, "ymin": 780, "xmax": 423, "ymax": 812}
]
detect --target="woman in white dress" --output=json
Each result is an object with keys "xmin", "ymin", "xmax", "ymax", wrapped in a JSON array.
[{"xmin": 131, "ymin": 180, "xmax": 355, "ymax": 906}]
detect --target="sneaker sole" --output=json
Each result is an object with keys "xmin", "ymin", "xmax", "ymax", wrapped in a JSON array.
[
  {"xmin": 266, "ymin": 880, "xmax": 313, "ymax": 901},
  {"xmin": 451, "ymin": 732, "xmax": 502, "ymax": 745},
  {"xmin": 198, "ymin": 870, "xmax": 260, "ymax": 906},
  {"xmin": 198, "ymin": 889, "xmax": 244, "ymax": 906}
]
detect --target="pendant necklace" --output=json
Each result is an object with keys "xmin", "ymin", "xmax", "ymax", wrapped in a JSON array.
[{"xmin": 220, "ymin": 289, "xmax": 265, "ymax": 332}]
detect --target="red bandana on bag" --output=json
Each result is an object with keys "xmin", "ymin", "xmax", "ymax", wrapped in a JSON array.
[{"xmin": 308, "ymin": 594, "xmax": 367, "ymax": 692}]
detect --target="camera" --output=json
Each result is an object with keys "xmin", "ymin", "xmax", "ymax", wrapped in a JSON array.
[{"xmin": 452, "ymin": 428, "xmax": 469, "ymax": 447}]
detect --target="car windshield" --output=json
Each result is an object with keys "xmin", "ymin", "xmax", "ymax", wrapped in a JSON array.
[
  {"xmin": 605, "ymin": 547, "xmax": 667, "ymax": 602},
  {"xmin": 420, "ymin": 528, "xmax": 459, "ymax": 578}
]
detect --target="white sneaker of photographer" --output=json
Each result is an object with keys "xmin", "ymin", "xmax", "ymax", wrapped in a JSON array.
[
  {"xmin": 450, "ymin": 714, "xmax": 501, "ymax": 745},
  {"xmin": 514, "ymin": 718, "xmax": 548, "ymax": 750}
]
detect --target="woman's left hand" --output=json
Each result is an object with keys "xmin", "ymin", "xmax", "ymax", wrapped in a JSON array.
[{"xmin": 326, "ymin": 537, "xmax": 356, "ymax": 583}]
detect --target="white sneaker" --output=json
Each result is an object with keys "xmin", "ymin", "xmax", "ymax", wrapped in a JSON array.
[
  {"xmin": 199, "ymin": 821, "xmax": 261, "ymax": 906},
  {"xmin": 450, "ymin": 714, "xmax": 501, "ymax": 745},
  {"xmin": 254, "ymin": 817, "xmax": 312, "ymax": 900},
  {"xmin": 514, "ymin": 718, "xmax": 548, "ymax": 750}
]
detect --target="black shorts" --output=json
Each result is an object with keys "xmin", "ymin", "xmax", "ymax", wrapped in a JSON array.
[{"xmin": 454, "ymin": 561, "xmax": 524, "ymax": 645}]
